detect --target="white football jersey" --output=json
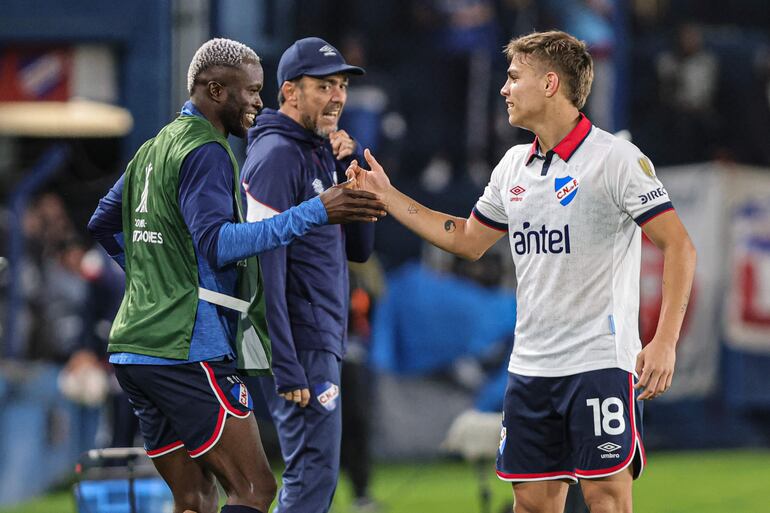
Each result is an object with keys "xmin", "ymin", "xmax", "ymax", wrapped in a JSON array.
[{"xmin": 474, "ymin": 115, "xmax": 673, "ymax": 377}]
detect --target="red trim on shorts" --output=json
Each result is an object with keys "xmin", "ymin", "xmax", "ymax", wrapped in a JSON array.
[
  {"xmin": 200, "ymin": 362, "xmax": 250, "ymax": 418},
  {"xmin": 146, "ymin": 441, "xmax": 184, "ymax": 458},
  {"xmin": 189, "ymin": 406, "xmax": 226, "ymax": 458},
  {"xmin": 576, "ymin": 373, "xmax": 639, "ymax": 478},
  {"xmin": 496, "ymin": 469, "xmax": 578, "ymax": 482}
]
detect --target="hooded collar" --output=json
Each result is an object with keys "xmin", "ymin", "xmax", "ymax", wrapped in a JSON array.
[
  {"xmin": 181, "ymin": 100, "xmax": 205, "ymax": 119},
  {"xmin": 247, "ymin": 108, "xmax": 327, "ymax": 148}
]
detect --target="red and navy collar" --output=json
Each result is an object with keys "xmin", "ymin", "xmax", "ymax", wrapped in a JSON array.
[{"xmin": 526, "ymin": 113, "xmax": 592, "ymax": 165}]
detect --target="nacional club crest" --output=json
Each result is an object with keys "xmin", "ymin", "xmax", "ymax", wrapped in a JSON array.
[
  {"xmin": 554, "ymin": 175, "xmax": 579, "ymax": 206},
  {"xmin": 229, "ymin": 383, "xmax": 253, "ymax": 409},
  {"xmin": 314, "ymin": 382, "xmax": 340, "ymax": 411}
]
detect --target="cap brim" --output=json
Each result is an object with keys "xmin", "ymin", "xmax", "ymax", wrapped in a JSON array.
[{"xmin": 304, "ymin": 63, "xmax": 365, "ymax": 78}]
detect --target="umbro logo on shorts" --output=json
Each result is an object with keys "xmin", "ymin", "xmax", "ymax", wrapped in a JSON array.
[
  {"xmin": 597, "ymin": 442, "xmax": 621, "ymax": 452},
  {"xmin": 597, "ymin": 442, "xmax": 622, "ymax": 459}
]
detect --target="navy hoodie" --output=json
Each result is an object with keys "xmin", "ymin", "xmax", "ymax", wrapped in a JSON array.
[{"xmin": 242, "ymin": 108, "xmax": 374, "ymax": 393}]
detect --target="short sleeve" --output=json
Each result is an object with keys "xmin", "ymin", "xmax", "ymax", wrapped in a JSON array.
[
  {"xmin": 472, "ymin": 153, "xmax": 511, "ymax": 232},
  {"xmin": 609, "ymin": 143, "xmax": 674, "ymax": 226}
]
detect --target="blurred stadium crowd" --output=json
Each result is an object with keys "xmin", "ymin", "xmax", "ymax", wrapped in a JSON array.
[{"xmin": 1, "ymin": 0, "xmax": 770, "ymax": 508}]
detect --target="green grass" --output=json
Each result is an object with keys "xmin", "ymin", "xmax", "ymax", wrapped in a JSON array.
[{"xmin": 2, "ymin": 450, "xmax": 769, "ymax": 513}]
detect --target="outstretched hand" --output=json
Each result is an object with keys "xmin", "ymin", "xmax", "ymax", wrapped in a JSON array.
[
  {"xmin": 345, "ymin": 149, "xmax": 392, "ymax": 197},
  {"xmin": 319, "ymin": 180, "xmax": 387, "ymax": 224}
]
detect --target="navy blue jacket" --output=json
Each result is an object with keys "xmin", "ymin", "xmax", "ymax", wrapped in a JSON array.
[{"xmin": 242, "ymin": 108, "xmax": 374, "ymax": 393}]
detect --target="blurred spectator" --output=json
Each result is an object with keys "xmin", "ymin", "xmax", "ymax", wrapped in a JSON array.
[
  {"xmin": 746, "ymin": 46, "xmax": 770, "ymax": 165},
  {"xmin": 399, "ymin": 0, "xmax": 500, "ymax": 173},
  {"xmin": 655, "ymin": 23, "xmax": 719, "ymax": 163},
  {"xmin": 557, "ymin": 0, "xmax": 617, "ymax": 130},
  {"xmin": 56, "ymin": 240, "xmax": 137, "ymax": 449},
  {"xmin": 77, "ymin": 245, "xmax": 137, "ymax": 448},
  {"xmin": 41, "ymin": 237, "xmax": 89, "ymax": 361},
  {"xmin": 10, "ymin": 189, "xmax": 137, "ymax": 446},
  {"xmin": 341, "ymin": 256, "xmax": 386, "ymax": 512},
  {"xmin": 16, "ymin": 193, "xmax": 85, "ymax": 361},
  {"xmin": 338, "ymin": 32, "xmax": 405, "ymax": 166},
  {"xmin": 494, "ymin": 0, "xmax": 551, "ymax": 160}
]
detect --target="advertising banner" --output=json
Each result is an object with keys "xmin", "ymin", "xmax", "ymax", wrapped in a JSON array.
[
  {"xmin": 643, "ymin": 164, "xmax": 725, "ymax": 400},
  {"xmin": 724, "ymin": 167, "xmax": 770, "ymax": 353}
]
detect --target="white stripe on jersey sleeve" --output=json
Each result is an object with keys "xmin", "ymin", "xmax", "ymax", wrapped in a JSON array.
[{"xmin": 245, "ymin": 192, "xmax": 279, "ymax": 222}]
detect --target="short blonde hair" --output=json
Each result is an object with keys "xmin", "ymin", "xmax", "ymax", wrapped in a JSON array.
[{"xmin": 505, "ymin": 31, "xmax": 594, "ymax": 109}]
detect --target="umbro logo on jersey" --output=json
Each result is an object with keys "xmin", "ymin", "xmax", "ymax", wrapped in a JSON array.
[
  {"xmin": 510, "ymin": 185, "xmax": 526, "ymax": 202},
  {"xmin": 319, "ymin": 44, "xmax": 337, "ymax": 56},
  {"xmin": 554, "ymin": 176, "xmax": 579, "ymax": 206},
  {"xmin": 511, "ymin": 222, "xmax": 571, "ymax": 255}
]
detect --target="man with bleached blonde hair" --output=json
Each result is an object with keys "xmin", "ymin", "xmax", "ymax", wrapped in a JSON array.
[{"xmin": 89, "ymin": 37, "xmax": 385, "ymax": 513}]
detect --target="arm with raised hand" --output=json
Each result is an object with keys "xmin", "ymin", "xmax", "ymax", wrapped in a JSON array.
[{"xmin": 347, "ymin": 149, "xmax": 504, "ymax": 261}]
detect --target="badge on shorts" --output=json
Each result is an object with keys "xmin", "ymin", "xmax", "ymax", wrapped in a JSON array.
[
  {"xmin": 229, "ymin": 383, "xmax": 253, "ymax": 409},
  {"xmin": 499, "ymin": 426, "xmax": 507, "ymax": 454},
  {"xmin": 314, "ymin": 382, "xmax": 340, "ymax": 411}
]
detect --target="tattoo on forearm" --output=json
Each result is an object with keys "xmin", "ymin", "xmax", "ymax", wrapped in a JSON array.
[
  {"xmin": 408, "ymin": 204, "xmax": 419, "ymax": 214},
  {"xmin": 680, "ymin": 302, "xmax": 688, "ymax": 314},
  {"xmin": 444, "ymin": 219, "xmax": 456, "ymax": 233}
]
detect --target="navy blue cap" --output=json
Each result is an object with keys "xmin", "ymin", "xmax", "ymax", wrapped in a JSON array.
[{"xmin": 276, "ymin": 37, "xmax": 365, "ymax": 87}]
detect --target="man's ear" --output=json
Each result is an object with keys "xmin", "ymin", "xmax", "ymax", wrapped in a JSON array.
[
  {"xmin": 207, "ymin": 81, "xmax": 226, "ymax": 103},
  {"xmin": 544, "ymin": 71, "xmax": 560, "ymax": 99},
  {"xmin": 281, "ymin": 80, "xmax": 298, "ymax": 106}
]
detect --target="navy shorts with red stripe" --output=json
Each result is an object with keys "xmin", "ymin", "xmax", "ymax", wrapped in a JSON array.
[
  {"xmin": 114, "ymin": 359, "xmax": 253, "ymax": 459},
  {"xmin": 496, "ymin": 367, "xmax": 646, "ymax": 483}
]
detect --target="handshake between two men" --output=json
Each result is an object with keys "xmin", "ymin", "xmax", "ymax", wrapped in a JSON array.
[{"xmin": 315, "ymin": 148, "xmax": 390, "ymax": 225}]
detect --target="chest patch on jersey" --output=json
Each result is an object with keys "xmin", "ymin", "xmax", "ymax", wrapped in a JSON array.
[{"xmin": 554, "ymin": 176, "xmax": 579, "ymax": 206}]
